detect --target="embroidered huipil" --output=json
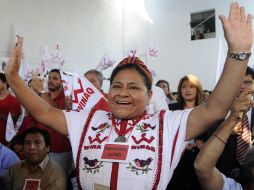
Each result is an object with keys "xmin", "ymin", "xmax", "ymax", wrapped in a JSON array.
[{"xmin": 64, "ymin": 109, "xmax": 191, "ymax": 190}]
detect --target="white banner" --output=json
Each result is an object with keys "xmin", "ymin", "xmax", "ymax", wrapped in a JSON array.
[
  {"xmin": 5, "ymin": 113, "xmax": 16, "ymax": 142},
  {"xmin": 72, "ymin": 72, "xmax": 103, "ymax": 111},
  {"xmin": 61, "ymin": 71, "xmax": 73, "ymax": 97}
]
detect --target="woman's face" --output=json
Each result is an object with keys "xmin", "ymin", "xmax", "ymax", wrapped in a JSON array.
[
  {"xmin": 108, "ymin": 69, "xmax": 152, "ymax": 119},
  {"xmin": 181, "ymin": 80, "xmax": 197, "ymax": 102}
]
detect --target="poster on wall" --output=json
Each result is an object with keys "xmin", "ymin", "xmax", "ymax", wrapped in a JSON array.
[
  {"xmin": 0, "ymin": 57, "xmax": 8, "ymax": 72},
  {"xmin": 190, "ymin": 9, "xmax": 216, "ymax": 41}
]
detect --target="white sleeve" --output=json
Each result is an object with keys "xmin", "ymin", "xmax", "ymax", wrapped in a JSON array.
[
  {"xmin": 63, "ymin": 110, "xmax": 90, "ymax": 164},
  {"xmin": 166, "ymin": 109, "xmax": 192, "ymax": 170},
  {"xmin": 147, "ymin": 86, "xmax": 168, "ymax": 114},
  {"xmin": 222, "ymin": 173, "xmax": 242, "ymax": 190}
]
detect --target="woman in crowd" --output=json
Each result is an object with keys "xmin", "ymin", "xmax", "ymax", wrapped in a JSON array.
[
  {"xmin": 168, "ymin": 74, "xmax": 203, "ymax": 110},
  {"xmin": 194, "ymin": 89, "xmax": 254, "ymax": 190},
  {"xmin": 167, "ymin": 74, "xmax": 204, "ymax": 190},
  {"xmin": 4, "ymin": 3, "xmax": 253, "ymax": 189}
]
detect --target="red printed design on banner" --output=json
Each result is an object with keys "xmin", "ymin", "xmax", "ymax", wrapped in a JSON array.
[
  {"xmin": 76, "ymin": 87, "xmax": 96, "ymax": 111},
  {"xmin": 131, "ymin": 133, "xmax": 155, "ymax": 144},
  {"xmin": 88, "ymin": 134, "xmax": 108, "ymax": 144},
  {"xmin": 73, "ymin": 78, "xmax": 84, "ymax": 103}
]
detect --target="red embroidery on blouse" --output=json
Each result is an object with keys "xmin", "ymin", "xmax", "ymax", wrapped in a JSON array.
[
  {"xmin": 88, "ymin": 134, "xmax": 108, "ymax": 144},
  {"xmin": 131, "ymin": 145, "xmax": 156, "ymax": 152},
  {"xmin": 76, "ymin": 108, "xmax": 97, "ymax": 190},
  {"xmin": 131, "ymin": 133, "xmax": 155, "ymax": 144},
  {"xmin": 91, "ymin": 123, "xmax": 111, "ymax": 133},
  {"xmin": 152, "ymin": 110, "xmax": 165, "ymax": 190}
]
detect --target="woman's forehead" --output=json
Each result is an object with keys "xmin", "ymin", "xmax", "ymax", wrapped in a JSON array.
[
  {"xmin": 112, "ymin": 69, "xmax": 144, "ymax": 82},
  {"xmin": 183, "ymin": 80, "xmax": 193, "ymax": 85}
]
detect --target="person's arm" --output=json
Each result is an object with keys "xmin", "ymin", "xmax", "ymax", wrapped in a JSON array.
[
  {"xmin": 29, "ymin": 78, "xmax": 59, "ymax": 108},
  {"xmin": 194, "ymin": 89, "xmax": 254, "ymax": 190},
  {"xmin": 186, "ymin": 3, "xmax": 253, "ymax": 140},
  {"xmin": 5, "ymin": 38, "xmax": 68, "ymax": 135}
]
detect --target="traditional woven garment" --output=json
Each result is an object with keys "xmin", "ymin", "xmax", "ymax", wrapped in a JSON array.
[{"xmin": 64, "ymin": 109, "xmax": 191, "ymax": 189}]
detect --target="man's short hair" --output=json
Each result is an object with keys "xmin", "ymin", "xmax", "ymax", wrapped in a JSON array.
[
  {"xmin": 49, "ymin": 69, "xmax": 61, "ymax": 79},
  {"xmin": 156, "ymin": 80, "xmax": 170, "ymax": 89},
  {"xmin": 246, "ymin": 66, "xmax": 254, "ymax": 80},
  {"xmin": 22, "ymin": 127, "xmax": 51, "ymax": 148},
  {"xmin": 0, "ymin": 73, "xmax": 9, "ymax": 89},
  {"xmin": 84, "ymin": 69, "xmax": 103, "ymax": 85}
]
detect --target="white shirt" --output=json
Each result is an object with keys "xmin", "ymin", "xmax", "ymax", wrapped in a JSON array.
[{"xmin": 222, "ymin": 173, "xmax": 242, "ymax": 190}]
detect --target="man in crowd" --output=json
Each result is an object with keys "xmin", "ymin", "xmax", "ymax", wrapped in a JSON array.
[
  {"xmin": 156, "ymin": 79, "xmax": 176, "ymax": 105},
  {"xmin": 1, "ymin": 127, "xmax": 66, "ymax": 189},
  {"xmin": 84, "ymin": 69, "xmax": 110, "ymax": 111},
  {"xmin": 0, "ymin": 73, "xmax": 21, "ymax": 145},
  {"xmin": 28, "ymin": 69, "xmax": 73, "ymax": 176},
  {"xmin": 209, "ymin": 66, "xmax": 254, "ymax": 177}
]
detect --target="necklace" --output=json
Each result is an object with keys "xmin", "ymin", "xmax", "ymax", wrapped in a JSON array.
[
  {"xmin": 114, "ymin": 136, "xmax": 127, "ymax": 142},
  {"xmin": 111, "ymin": 111, "xmax": 147, "ymax": 143}
]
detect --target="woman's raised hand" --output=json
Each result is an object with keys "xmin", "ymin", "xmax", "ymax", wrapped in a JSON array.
[
  {"xmin": 5, "ymin": 37, "xmax": 23, "ymax": 76},
  {"xmin": 219, "ymin": 2, "xmax": 253, "ymax": 52}
]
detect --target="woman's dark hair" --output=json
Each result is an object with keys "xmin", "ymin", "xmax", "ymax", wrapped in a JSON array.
[
  {"xmin": 0, "ymin": 72, "xmax": 9, "ymax": 89},
  {"xmin": 22, "ymin": 127, "xmax": 51, "ymax": 148},
  {"xmin": 110, "ymin": 64, "xmax": 152, "ymax": 91},
  {"xmin": 246, "ymin": 66, "xmax": 254, "ymax": 80}
]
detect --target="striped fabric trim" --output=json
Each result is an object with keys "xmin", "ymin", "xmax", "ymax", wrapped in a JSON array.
[
  {"xmin": 76, "ymin": 109, "xmax": 97, "ymax": 190},
  {"xmin": 152, "ymin": 110, "xmax": 165, "ymax": 190}
]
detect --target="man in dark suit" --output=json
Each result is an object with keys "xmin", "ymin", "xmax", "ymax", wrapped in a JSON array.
[{"xmin": 215, "ymin": 66, "xmax": 254, "ymax": 177}]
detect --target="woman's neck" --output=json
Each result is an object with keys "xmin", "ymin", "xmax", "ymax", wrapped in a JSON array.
[{"xmin": 184, "ymin": 100, "xmax": 195, "ymax": 109}]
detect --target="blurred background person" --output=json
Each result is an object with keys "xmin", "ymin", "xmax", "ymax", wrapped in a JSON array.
[
  {"xmin": 1, "ymin": 127, "xmax": 66, "ymax": 190},
  {"xmin": 167, "ymin": 74, "xmax": 204, "ymax": 190},
  {"xmin": 0, "ymin": 73, "xmax": 21, "ymax": 146},
  {"xmin": 84, "ymin": 69, "xmax": 110, "ymax": 111},
  {"xmin": 156, "ymin": 79, "xmax": 176, "ymax": 105},
  {"xmin": 194, "ymin": 88, "xmax": 254, "ymax": 190}
]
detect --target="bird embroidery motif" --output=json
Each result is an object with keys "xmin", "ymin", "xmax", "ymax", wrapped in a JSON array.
[
  {"xmin": 83, "ymin": 157, "xmax": 103, "ymax": 173},
  {"xmin": 126, "ymin": 157, "xmax": 153, "ymax": 175},
  {"xmin": 136, "ymin": 123, "xmax": 156, "ymax": 133}
]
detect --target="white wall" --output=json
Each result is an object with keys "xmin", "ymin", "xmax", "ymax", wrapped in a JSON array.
[
  {"xmin": 128, "ymin": 0, "xmax": 254, "ymax": 91},
  {"xmin": 0, "ymin": 0, "xmax": 254, "ymax": 92},
  {"xmin": 0, "ymin": 0, "xmax": 123, "ymax": 75}
]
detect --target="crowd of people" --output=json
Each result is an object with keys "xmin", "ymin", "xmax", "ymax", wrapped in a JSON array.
[{"xmin": 0, "ymin": 2, "xmax": 253, "ymax": 190}]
